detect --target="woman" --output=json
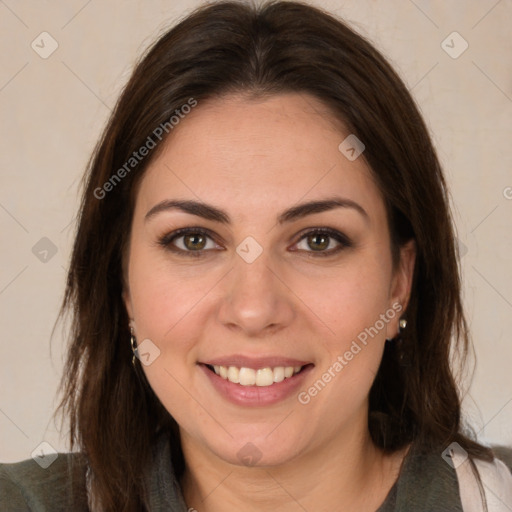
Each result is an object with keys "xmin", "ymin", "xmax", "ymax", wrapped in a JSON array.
[{"xmin": 1, "ymin": 1, "xmax": 511, "ymax": 511}]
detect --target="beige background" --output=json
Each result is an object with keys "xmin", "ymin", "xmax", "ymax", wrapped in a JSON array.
[{"xmin": 1, "ymin": 0, "xmax": 511, "ymax": 462}]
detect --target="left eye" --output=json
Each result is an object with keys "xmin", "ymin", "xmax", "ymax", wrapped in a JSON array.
[
  {"xmin": 164, "ymin": 230, "xmax": 219, "ymax": 252},
  {"xmin": 294, "ymin": 229, "xmax": 349, "ymax": 255}
]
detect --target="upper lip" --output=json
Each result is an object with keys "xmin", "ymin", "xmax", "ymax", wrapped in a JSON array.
[{"xmin": 201, "ymin": 355, "xmax": 313, "ymax": 369}]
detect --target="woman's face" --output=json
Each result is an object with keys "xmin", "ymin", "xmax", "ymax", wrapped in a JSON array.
[{"xmin": 124, "ymin": 93, "xmax": 415, "ymax": 467}]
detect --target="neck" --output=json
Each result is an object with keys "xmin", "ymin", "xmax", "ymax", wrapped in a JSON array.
[{"xmin": 180, "ymin": 416, "xmax": 408, "ymax": 512}]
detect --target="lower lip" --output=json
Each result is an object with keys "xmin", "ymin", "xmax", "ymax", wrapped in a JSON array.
[{"xmin": 199, "ymin": 364, "xmax": 314, "ymax": 406}]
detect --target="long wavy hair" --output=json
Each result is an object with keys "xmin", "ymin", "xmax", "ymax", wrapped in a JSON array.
[{"xmin": 55, "ymin": 1, "xmax": 494, "ymax": 510}]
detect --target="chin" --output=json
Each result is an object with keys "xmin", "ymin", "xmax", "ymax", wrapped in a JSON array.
[{"xmin": 206, "ymin": 431, "xmax": 305, "ymax": 468}]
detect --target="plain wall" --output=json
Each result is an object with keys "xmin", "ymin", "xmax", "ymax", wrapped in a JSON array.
[{"xmin": 1, "ymin": 0, "xmax": 511, "ymax": 462}]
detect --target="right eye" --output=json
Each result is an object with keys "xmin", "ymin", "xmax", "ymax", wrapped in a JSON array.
[{"xmin": 158, "ymin": 228, "xmax": 223, "ymax": 257}]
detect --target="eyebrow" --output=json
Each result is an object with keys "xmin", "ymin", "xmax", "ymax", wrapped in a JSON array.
[{"xmin": 144, "ymin": 196, "xmax": 369, "ymax": 225}]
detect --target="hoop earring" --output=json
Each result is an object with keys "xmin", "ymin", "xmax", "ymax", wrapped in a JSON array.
[
  {"xmin": 385, "ymin": 317, "xmax": 407, "ymax": 342},
  {"xmin": 396, "ymin": 317, "xmax": 409, "ymax": 366},
  {"xmin": 385, "ymin": 317, "xmax": 409, "ymax": 366},
  {"xmin": 130, "ymin": 327, "xmax": 139, "ymax": 367}
]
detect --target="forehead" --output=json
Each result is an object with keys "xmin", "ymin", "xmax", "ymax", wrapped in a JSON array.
[{"xmin": 135, "ymin": 93, "xmax": 386, "ymax": 223}]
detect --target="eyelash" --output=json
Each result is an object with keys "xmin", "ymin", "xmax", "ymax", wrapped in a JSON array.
[{"xmin": 157, "ymin": 227, "xmax": 352, "ymax": 258}]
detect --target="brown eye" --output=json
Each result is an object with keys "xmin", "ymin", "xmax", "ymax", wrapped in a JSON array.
[
  {"xmin": 306, "ymin": 233, "xmax": 330, "ymax": 251},
  {"xmin": 293, "ymin": 228, "xmax": 352, "ymax": 257},
  {"xmin": 183, "ymin": 233, "xmax": 207, "ymax": 250},
  {"xmin": 158, "ymin": 228, "xmax": 221, "ymax": 257}
]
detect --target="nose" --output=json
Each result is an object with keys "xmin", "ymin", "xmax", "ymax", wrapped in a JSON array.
[{"xmin": 216, "ymin": 250, "xmax": 295, "ymax": 337}]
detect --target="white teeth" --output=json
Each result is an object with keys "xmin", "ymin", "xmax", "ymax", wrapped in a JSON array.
[
  {"xmin": 284, "ymin": 366, "xmax": 294, "ymax": 378},
  {"xmin": 256, "ymin": 368, "xmax": 274, "ymax": 386},
  {"xmin": 273, "ymin": 366, "xmax": 285, "ymax": 383},
  {"xmin": 239, "ymin": 367, "xmax": 256, "ymax": 386},
  {"xmin": 227, "ymin": 366, "xmax": 239, "ymax": 383},
  {"xmin": 211, "ymin": 364, "xmax": 303, "ymax": 386}
]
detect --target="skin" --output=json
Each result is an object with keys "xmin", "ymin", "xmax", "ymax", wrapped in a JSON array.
[{"xmin": 123, "ymin": 92, "xmax": 416, "ymax": 511}]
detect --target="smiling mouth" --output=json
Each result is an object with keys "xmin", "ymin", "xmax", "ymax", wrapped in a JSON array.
[{"xmin": 204, "ymin": 363, "xmax": 312, "ymax": 387}]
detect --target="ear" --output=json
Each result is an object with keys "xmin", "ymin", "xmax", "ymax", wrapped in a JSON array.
[
  {"xmin": 122, "ymin": 264, "xmax": 135, "ymax": 330},
  {"xmin": 121, "ymin": 245, "xmax": 135, "ymax": 327},
  {"xmin": 385, "ymin": 239, "xmax": 416, "ymax": 340},
  {"xmin": 123, "ymin": 287, "xmax": 134, "ymax": 322}
]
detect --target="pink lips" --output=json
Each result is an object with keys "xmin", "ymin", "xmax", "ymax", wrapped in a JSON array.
[
  {"xmin": 199, "ymin": 357, "xmax": 314, "ymax": 407},
  {"xmin": 202, "ymin": 354, "xmax": 311, "ymax": 369}
]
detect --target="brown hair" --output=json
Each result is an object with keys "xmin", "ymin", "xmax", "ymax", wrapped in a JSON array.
[{"xmin": 55, "ymin": 1, "xmax": 494, "ymax": 510}]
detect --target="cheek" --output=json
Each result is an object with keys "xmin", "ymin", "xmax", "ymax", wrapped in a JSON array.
[
  {"xmin": 128, "ymin": 246, "xmax": 206, "ymax": 336},
  {"xmin": 128, "ymin": 256, "xmax": 210, "ymax": 422},
  {"xmin": 295, "ymin": 254, "xmax": 393, "ymax": 343},
  {"xmin": 291, "ymin": 252, "xmax": 393, "ymax": 409},
  {"xmin": 127, "ymin": 249, "xmax": 223, "ymax": 377}
]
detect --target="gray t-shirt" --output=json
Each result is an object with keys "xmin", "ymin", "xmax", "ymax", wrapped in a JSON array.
[{"xmin": 0, "ymin": 433, "xmax": 479, "ymax": 511}]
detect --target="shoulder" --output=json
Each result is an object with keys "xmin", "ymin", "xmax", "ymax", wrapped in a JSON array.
[
  {"xmin": 446, "ymin": 444, "xmax": 512, "ymax": 512},
  {"xmin": 491, "ymin": 445, "xmax": 512, "ymax": 474},
  {"xmin": 0, "ymin": 452, "xmax": 88, "ymax": 511},
  {"xmin": 472, "ymin": 454, "xmax": 512, "ymax": 510},
  {"xmin": 386, "ymin": 443, "xmax": 465, "ymax": 511}
]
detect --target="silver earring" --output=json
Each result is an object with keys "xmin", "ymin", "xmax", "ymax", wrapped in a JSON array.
[
  {"xmin": 396, "ymin": 317, "xmax": 409, "ymax": 366},
  {"xmin": 386, "ymin": 317, "xmax": 407, "ymax": 342},
  {"xmin": 130, "ymin": 327, "xmax": 139, "ymax": 367}
]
